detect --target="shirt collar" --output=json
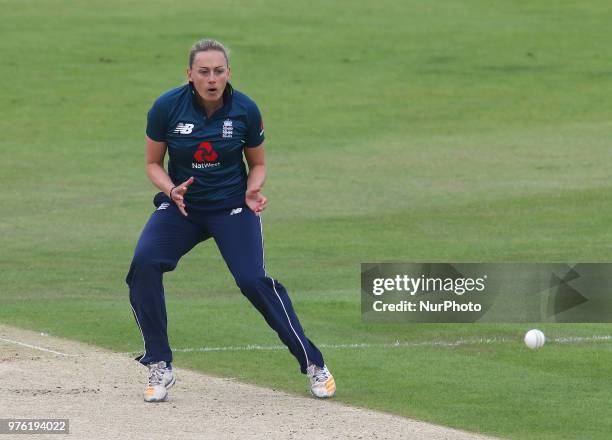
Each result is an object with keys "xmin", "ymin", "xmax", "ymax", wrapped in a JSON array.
[{"xmin": 189, "ymin": 82, "xmax": 233, "ymax": 118}]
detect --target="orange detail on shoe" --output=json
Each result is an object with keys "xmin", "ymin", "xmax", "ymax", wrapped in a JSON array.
[{"xmin": 145, "ymin": 387, "xmax": 156, "ymax": 396}]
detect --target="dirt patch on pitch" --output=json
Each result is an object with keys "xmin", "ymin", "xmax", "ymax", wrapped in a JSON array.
[{"xmin": 0, "ymin": 325, "xmax": 500, "ymax": 440}]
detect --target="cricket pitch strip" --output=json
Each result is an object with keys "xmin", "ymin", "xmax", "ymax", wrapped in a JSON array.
[{"xmin": 0, "ymin": 325, "xmax": 500, "ymax": 440}]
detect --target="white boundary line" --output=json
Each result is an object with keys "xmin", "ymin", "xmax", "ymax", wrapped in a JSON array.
[
  {"xmin": 3, "ymin": 334, "xmax": 611, "ymax": 358},
  {"xmin": 0, "ymin": 336, "xmax": 78, "ymax": 357},
  {"xmin": 158, "ymin": 338, "xmax": 506, "ymax": 354},
  {"xmin": 554, "ymin": 335, "xmax": 612, "ymax": 343},
  {"xmin": 118, "ymin": 334, "xmax": 612, "ymax": 355}
]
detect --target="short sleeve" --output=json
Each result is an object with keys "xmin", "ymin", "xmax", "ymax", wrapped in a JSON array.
[
  {"xmin": 245, "ymin": 102, "xmax": 265, "ymax": 148},
  {"xmin": 146, "ymin": 99, "xmax": 168, "ymax": 142}
]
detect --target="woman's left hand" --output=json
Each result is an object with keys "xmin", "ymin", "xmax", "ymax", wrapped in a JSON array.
[{"xmin": 246, "ymin": 188, "xmax": 268, "ymax": 215}]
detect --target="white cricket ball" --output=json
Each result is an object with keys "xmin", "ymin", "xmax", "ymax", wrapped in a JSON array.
[{"xmin": 524, "ymin": 329, "xmax": 545, "ymax": 349}]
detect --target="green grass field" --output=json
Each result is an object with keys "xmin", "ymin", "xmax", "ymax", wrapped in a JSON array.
[{"xmin": 2, "ymin": 1, "xmax": 612, "ymax": 438}]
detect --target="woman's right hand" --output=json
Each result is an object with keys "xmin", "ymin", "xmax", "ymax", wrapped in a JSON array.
[{"xmin": 170, "ymin": 176, "xmax": 195, "ymax": 216}]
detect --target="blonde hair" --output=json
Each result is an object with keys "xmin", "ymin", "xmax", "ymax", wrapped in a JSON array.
[{"xmin": 188, "ymin": 39, "xmax": 230, "ymax": 68}]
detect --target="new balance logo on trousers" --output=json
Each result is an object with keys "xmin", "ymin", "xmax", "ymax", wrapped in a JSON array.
[{"xmin": 157, "ymin": 202, "xmax": 170, "ymax": 211}]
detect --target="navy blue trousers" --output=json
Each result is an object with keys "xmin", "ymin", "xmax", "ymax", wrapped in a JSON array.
[{"xmin": 126, "ymin": 193, "xmax": 324, "ymax": 374}]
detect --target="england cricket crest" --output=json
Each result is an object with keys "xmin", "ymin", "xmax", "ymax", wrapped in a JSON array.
[{"xmin": 222, "ymin": 119, "xmax": 233, "ymax": 139}]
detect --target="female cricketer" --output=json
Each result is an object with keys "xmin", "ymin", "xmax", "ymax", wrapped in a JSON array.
[{"xmin": 126, "ymin": 39, "xmax": 336, "ymax": 402}]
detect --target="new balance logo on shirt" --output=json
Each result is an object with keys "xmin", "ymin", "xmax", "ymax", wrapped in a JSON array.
[
  {"xmin": 230, "ymin": 208, "xmax": 243, "ymax": 216},
  {"xmin": 173, "ymin": 123, "xmax": 194, "ymax": 134}
]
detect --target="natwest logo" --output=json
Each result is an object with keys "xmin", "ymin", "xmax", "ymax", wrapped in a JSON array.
[
  {"xmin": 194, "ymin": 142, "xmax": 218, "ymax": 162},
  {"xmin": 193, "ymin": 141, "xmax": 220, "ymax": 169}
]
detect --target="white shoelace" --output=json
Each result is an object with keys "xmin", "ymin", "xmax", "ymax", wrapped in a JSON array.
[
  {"xmin": 148, "ymin": 363, "xmax": 166, "ymax": 386},
  {"xmin": 309, "ymin": 365, "xmax": 330, "ymax": 383}
]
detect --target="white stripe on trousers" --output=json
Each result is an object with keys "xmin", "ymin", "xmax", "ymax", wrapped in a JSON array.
[
  {"xmin": 258, "ymin": 216, "xmax": 310, "ymax": 367},
  {"xmin": 130, "ymin": 304, "xmax": 148, "ymax": 362}
]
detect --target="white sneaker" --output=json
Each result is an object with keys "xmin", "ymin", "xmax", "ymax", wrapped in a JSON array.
[
  {"xmin": 307, "ymin": 363, "xmax": 336, "ymax": 398},
  {"xmin": 143, "ymin": 361, "xmax": 175, "ymax": 403}
]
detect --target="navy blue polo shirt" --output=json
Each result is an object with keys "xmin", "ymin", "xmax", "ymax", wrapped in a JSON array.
[{"xmin": 146, "ymin": 83, "xmax": 265, "ymax": 205}]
